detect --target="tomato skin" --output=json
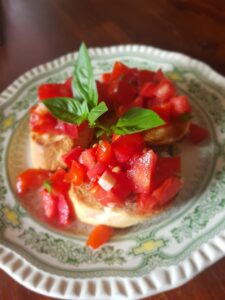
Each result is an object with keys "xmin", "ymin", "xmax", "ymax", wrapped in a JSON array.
[
  {"xmin": 111, "ymin": 171, "xmax": 132, "ymax": 199},
  {"xmin": 127, "ymin": 150, "xmax": 158, "ymax": 194},
  {"xmin": 101, "ymin": 72, "xmax": 111, "ymax": 83},
  {"xmin": 96, "ymin": 141, "xmax": 112, "ymax": 164},
  {"xmin": 152, "ymin": 176, "xmax": 183, "ymax": 205},
  {"xmin": 110, "ymin": 61, "xmax": 130, "ymax": 81},
  {"xmin": 50, "ymin": 169, "xmax": 70, "ymax": 195},
  {"xmin": 137, "ymin": 193, "xmax": 159, "ymax": 212},
  {"xmin": 79, "ymin": 148, "xmax": 96, "ymax": 170},
  {"xmin": 62, "ymin": 146, "xmax": 83, "ymax": 168},
  {"xmin": 112, "ymin": 133, "xmax": 145, "ymax": 163},
  {"xmin": 137, "ymin": 70, "xmax": 155, "ymax": 90},
  {"xmin": 151, "ymin": 102, "xmax": 171, "ymax": 123},
  {"xmin": 38, "ymin": 83, "xmax": 73, "ymax": 100},
  {"xmin": 140, "ymin": 82, "xmax": 156, "ymax": 98},
  {"xmin": 91, "ymin": 183, "xmax": 124, "ymax": 207},
  {"xmin": 153, "ymin": 80, "xmax": 176, "ymax": 102},
  {"xmin": 87, "ymin": 225, "xmax": 113, "ymax": 249},
  {"xmin": 29, "ymin": 106, "xmax": 57, "ymax": 134},
  {"xmin": 87, "ymin": 161, "xmax": 107, "ymax": 181},
  {"xmin": 57, "ymin": 194, "xmax": 71, "ymax": 225},
  {"xmin": 41, "ymin": 189, "xmax": 57, "ymax": 219},
  {"xmin": 16, "ymin": 169, "xmax": 51, "ymax": 194},
  {"xmin": 64, "ymin": 161, "xmax": 85, "ymax": 185},
  {"xmin": 108, "ymin": 80, "xmax": 136, "ymax": 107},
  {"xmin": 55, "ymin": 121, "xmax": 78, "ymax": 139},
  {"xmin": 189, "ymin": 123, "xmax": 209, "ymax": 144},
  {"xmin": 64, "ymin": 76, "xmax": 73, "ymax": 91},
  {"xmin": 170, "ymin": 96, "xmax": 192, "ymax": 119}
]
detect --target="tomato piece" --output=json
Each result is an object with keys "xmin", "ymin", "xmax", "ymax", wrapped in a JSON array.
[
  {"xmin": 29, "ymin": 106, "xmax": 57, "ymax": 133},
  {"xmin": 79, "ymin": 148, "xmax": 96, "ymax": 170},
  {"xmin": 110, "ymin": 61, "xmax": 130, "ymax": 81},
  {"xmin": 170, "ymin": 96, "xmax": 192, "ymax": 119},
  {"xmin": 87, "ymin": 161, "xmax": 107, "ymax": 181},
  {"xmin": 40, "ymin": 190, "xmax": 57, "ymax": 219},
  {"xmin": 127, "ymin": 150, "xmax": 158, "ymax": 193},
  {"xmin": 153, "ymin": 80, "xmax": 176, "ymax": 102},
  {"xmin": 91, "ymin": 183, "xmax": 124, "ymax": 207},
  {"xmin": 131, "ymin": 96, "xmax": 144, "ymax": 108},
  {"xmin": 154, "ymin": 156, "xmax": 181, "ymax": 188},
  {"xmin": 57, "ymin": 194, "xmax": 71, "ymax": 225},
  {"xmin": 55, "ymin": 120, "xmax": 78, "ymax": 139},
  {"xmin": 96, "ymin": 140, "xmax": 112, "ymax": 164},
  {"xmin": 189, "ymin": 123, "xmax": 209, "ymax": 144},
  {"xmin": 64, "ymin": 76, "xmax": 73, "ymax": 91},
  {"xmin": 140, "ymin": 82, "xmax": 156, "ymax": 98},
  {"xmin": 64, "ymin": 161, "xmax": 85, "ymax": 185},
  {"xmin": 38, "ymin": 83, "xmax": 73, "ymax": 100},
  {"xmin": 137, "ymin": 70, "xmax": 155, "ymax": 89},
  {"xmin": 101, "ymin": 72, "xmax": 111, "ymax": 83},
  {"xmin": 16, "ymin": 169, "xmax": 51, "ymax": 194},
  {"xmin": 108, "ymin": 80, "xmax": 136, "ymax": 106},
  {"xmin": 51, "ymin": 169, "xmax": 70, "ymax": 195},
  {"xmin": 136, "ymin": 193, "xmax": 159, "ymax": 212},
  {"xmin": 152, "ymin": 176, "xmax": 183, "ymax": 205},
  {"xmin": 62, "ymin": 146, "xmax": 83, "ymax": 168},
  {"xmin": 153, "ymin": 69, "xmax": 166, "ymax": 83},
  {"xmin": 111, "ymin": 171, "xmax": 132, "ymax": 199},
  {"xmin": 112, "ymin": 133, "xmax": 145, "ymax": 163},
  {"xmin": 151, "ymin": 102, "xmax": 171, "ymax": 123},
  {"xmin": 87, "ymin": 225, "xmax": 114, "ymax": 249}
]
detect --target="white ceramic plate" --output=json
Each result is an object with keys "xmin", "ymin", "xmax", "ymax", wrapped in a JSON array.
[{"xmin": 0, "ymin": 45, "xmax": 225, "ymax": 299}]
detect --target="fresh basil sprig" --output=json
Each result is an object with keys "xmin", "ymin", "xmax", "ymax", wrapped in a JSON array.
[{"xmin": 42, "ymin": 42, "xmax": 165, "ymax": 136}]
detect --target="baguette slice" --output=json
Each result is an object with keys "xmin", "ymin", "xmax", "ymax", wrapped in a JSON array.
[
  {"xmin": 144, "ymin": 120, "xmax": 190, "ymax": 145},
  {"xmin": 69, "ymin": 184, "xmax": 158, "ymax": 228},
  {"xmin": 31, "ymin": 126, "xmax": 94, "ymax": 171}
]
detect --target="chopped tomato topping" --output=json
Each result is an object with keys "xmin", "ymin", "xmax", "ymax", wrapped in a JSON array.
[
  {"xmin": 87, "ymin": 161, "xmax": 107, "ymax": 181},
  {"xmin": 96, "ymin": 140, "xmax": 112, "ymax": 164},
  {"xmin": 127, "ymin": 150, "xmax": 157, "ymax": 193},
  {"xmin": 79, "ymin": 148, "xmax": 96, "ymax": 170},
  {"xmin": 62, "ymin": 146, "xmax": 83, "ymax": 168},
  {"xmin": 87, "ymin": 225, "xmax": 114, "ymax": 249},
  {"xmin": 90, "ymin": 183, "xmax": 123, "ymax": 207},
  {"xmin": 189, "ymin": 123, "xmax": 209, "ymax": 144},
  {"xmin": 151, "ymin": 102, "xmax": 171, "ymax": 123},
  {"xmin": 50, "ymin": 169, "xmax": 70, "ymax": 195},
  {"xmin": 110, "ymin": 61, "xmax": 130, "ymax": 81},
  {"xmin": 38, "ymin": 83, "xmax": 73, "ymax": 100},
  {"xmin": 112, "ymin": 133, "xmax": 144, "ymax": 163},
  {"xmin": 111, "ymin": 171, "xmax": 132, "ymax": 199},
  {"xmin": 16, "ymin": 169, "xmax": 51, "ymax": 194},
  {"xmin": 64, "ymin": 161, "xmax": 85, "ymax": 185},
  {"xmin": 153, "ymin": 80, "xmax": 176, "ymax": 102},
  {"xmin": 41, "ymin": 190, "xmax": 57, "ymax": 219},
  {"xmin": 55, "ymin": 121, "xmax": 78, "ymax": 139},
  {"xmin": 170, "ymin": 96, "xmax": 192, "ymax": 119}
]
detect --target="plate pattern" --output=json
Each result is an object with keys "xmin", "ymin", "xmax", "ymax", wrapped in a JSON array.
[{"xmin": 0, "ymin": 45, "xmax": 225, "ymax": 299}]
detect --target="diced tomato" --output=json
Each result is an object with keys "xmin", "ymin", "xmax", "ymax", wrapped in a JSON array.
[
  {"xmin": 16, "ymin": 169, "xmax": 51, "ymax": 194},
  {"xmin": 154, "ymin": 156, "xmax": 181, "ymax": 188},
  {"xmin": 87, "ymin": 161, "xmax": 107, "ymax": 181},
  {"xmin": 110, "ymin": 61, "xmax": 130, "ymax": 81},
  {"xmin": 152, "ymin": 176, "xmax": 183, "ymax": 205},
  {"xmin": 153, "ymin": 69, "xmax": 166, "ymax": 83},
  {"xmin": 131, "ymin": 96, "xmax": 144, "ymax": 108},
  {"xmin": 57, "ymin": 194, "xmax": 71, "ymax": 225},
  {"xmin": 55, "ymin": 120, "xmax": 78, "ymax": 139},
  {"xmin": 111, "ymin": 171, "xmax": 132, "ymax": 199},
  {"xmin": 151, "ymin": 102, "xmax": 171, "ymax": 123},
  {"xmin": 153, "ymin": 80, "xmax": 176, "ymax": 102},
  {"xmin": 170, "ymin": 96, "xmax": 192, "ymax": 119},
  {"xmin": 112, "ymin": 133, "xmax": 144, "ymax": 163},
  {"xmin": 29, "ymin": 106, "xmax": 57, "ymax": 134},
  {"xmin": 50, "ymin": 169, "xmax": 70, "ymax": 195},
  {"xmin": 112, "ymin": 133, "xmax": 120, "ymax": 142},
  {"xmin": 62, "ymin": 146, "xmax": 83, "ymax": 168},
  {"xmin": 40, "ymin": 190, "xmax": 57, "ymax": 219},
  {"xmin": 64, "ymin": 76, "xmax": 73, "ymax": 91},
  {"xmin": 127, "ymin": 150, "xmax": 157, "ymax": 193},
  {"xmin": 137, "ymin": 70, "xmax": 155, "ymax": 89},
  {"xmin": 140, "ymin": 82, "xmax": 156, "ymax": 98},
  {"xmin": 87, "ymin": 225, "xmax": 114, "ymax": 249},
  {"xmin": 64, "ymin": 161, "xmax": 85, "ymax": 185},
  {"xmin": 189, "ymin": 123, "xmax": 209, "ymax": 144},
  {"xmin": 38, "ymin": 83, "xmax": 73, "ymax": 100},
  {"xmin": 91, "ymin": 183, "xmax": 124, "ymax": 207},
  {"xmin": 101, "ymin": 72, "xmax": 111, "ymax": 83},
  {"xmin": 136, "ymin": 193, "xmax": 159, "ymax": 212},
  {"xmin": 79, "ymin": 148, "xmax": 96, "ymax": 170},
  {"xmin": 108, "ymin": 80, "xmax": 136, "ymax": 106},
  {"xmin": 96, "ymin": 140, "xmax": 112, "ymax": 164}
]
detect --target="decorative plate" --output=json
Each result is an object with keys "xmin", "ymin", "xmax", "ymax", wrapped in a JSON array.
[{"xmin": 0, "ymin": 45, "xmax": 225, "ymax": 300}]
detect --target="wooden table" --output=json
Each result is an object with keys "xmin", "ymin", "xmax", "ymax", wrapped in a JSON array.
[{"xmin": 0, "ymin": 0, "xmax": 225, "ymax": 299}]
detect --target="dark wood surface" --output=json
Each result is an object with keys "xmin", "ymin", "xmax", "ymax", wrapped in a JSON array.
[{"xmin": 0, "ymin": 0, "xmax": 225, "ymax": 299}]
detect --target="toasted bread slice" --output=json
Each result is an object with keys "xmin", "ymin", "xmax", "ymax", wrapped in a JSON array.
[
  {"xmin": 69, "ymin": 184, "xmax": 158, "ymax": 228},
  {"xmin": 144, "ymin": 120, "xmax": 190, "ymax": 145},
  {"xmin": 31, "ymin": 125, "xmax": 94, "ymax": 171}
]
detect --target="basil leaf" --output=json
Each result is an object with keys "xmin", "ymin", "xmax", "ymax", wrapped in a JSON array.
[
  {"xmin": 43, "ymin": 180, "xmax": 52, "ymax": 193},
  {"xmin": 43, "ymin": 97, "xmax": 88, "ymax": 125},
  {"xmin": 72, "ymin": 43, "xmax": 98, "ymax": 107},
  {"xmin": 114, "ymin": 107, "xmax": 165, "ymax": 134},
  {"xmin": 88, "ymin": 102, "xmax": 108, "ymax": 125}
]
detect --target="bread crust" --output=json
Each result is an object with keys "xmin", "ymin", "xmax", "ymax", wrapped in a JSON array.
[{"xmin": 69, "ymin": 184, "xmax": 159, "ymax": 228}]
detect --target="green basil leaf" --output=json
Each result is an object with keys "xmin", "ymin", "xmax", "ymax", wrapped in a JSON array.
[
  {"xmin": 88, "ymin": 102, "xmax": 108, "ymax": 125},
  {"xmin": 72, "ymin": 42, "xmax": 98, "ymax": 107},
  {"xmin": 114, "ymin": 107, "xmax": 165, "ymax": 134},
  {"xmin": 43, "ymin": 97, "xmax": 88, "ymax": 125},
  {"xmin": 43, "ymin": 180, "xmax": 52, "ymax": 193}
]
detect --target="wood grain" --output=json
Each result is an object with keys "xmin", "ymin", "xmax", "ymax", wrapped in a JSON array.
[{"xmin": 0, "ymin": 0, "xmax": 225, "ymax": 299}]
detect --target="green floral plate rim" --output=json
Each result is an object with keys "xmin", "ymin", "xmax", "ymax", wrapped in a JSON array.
[{"xmin": 0, "ymin": 44, "xmax": 225, "ymax": 300}]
